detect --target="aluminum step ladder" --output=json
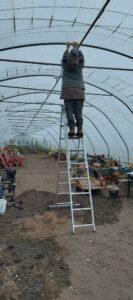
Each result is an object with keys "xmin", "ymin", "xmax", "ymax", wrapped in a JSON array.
[{"xmin": 57, "ymin": 105, "xmax": 96, "ymax": 233}]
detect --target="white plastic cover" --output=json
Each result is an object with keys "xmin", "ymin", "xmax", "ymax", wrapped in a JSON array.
[{"xmin": 0, "ymin": 0, "xmax": 132, "ymax": 162}]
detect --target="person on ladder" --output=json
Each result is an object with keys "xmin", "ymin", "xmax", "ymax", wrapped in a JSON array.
[{"xmin": 60, "ymin": 41, "xmax": 85, "ymax": 138}]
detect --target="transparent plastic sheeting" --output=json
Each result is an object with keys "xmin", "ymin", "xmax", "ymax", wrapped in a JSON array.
[{"xmin": 0, "ymin": 0, "xmax": 132, "ymax": 163}]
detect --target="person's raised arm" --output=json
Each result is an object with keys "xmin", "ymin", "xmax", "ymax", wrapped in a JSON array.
[
  {"xmin": 66, "ymin": 41, "xmax": 71, "ymax": 50},
  {"xmin": 62, "ymin": 41, "xmax": 71, "ymax": 66},
  {"xmin": 72, "ymin": 41, "xmax": 84, "ymax": 69},
  {"xmin": 78, "ymin": 50, "xmax": 84, "ymax": 69},
  {"xmin": 72, "ymin": 41, "xmax": 79, "ymax": 49}
]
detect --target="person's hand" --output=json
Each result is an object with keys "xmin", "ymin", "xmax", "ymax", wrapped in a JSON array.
[
  {"xmin": 66, "ymin": 41, "xmax": 71, "ymax": 49},
  {"xmin": 72, "ymin": 41, "xmax": 79, "ymax": 49}
]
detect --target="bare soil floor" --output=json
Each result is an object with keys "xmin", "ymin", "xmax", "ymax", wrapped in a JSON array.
[{"xmin": 0, "ymin": 154, "xmax": 133, "ymax": 300}]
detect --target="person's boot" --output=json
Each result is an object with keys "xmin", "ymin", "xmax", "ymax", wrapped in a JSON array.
[
  {"xmin": 76, "ymin": 118, "xmax": 83, "ymax": 138},
  {"xmin": 68, "ymin": 120, "xmax": 75, "ymax": 138},
  {"xmin": 77, "ymin": 130, "xmax": 83, "ymax": 138},
  {"xmin": 68, "ymin": 129, "xmax": 75, "ymax": 138}
]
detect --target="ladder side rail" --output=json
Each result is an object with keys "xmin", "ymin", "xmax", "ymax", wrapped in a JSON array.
[
  {"xmin": 56, "ymin": 105, "xmax": 64, "ymax": 201},
  {"xmin": 75, "ymin": 138, "xmax": 81, "ymax": 176},
  {"xmin": 83, "ymin": 135, "xmax": 96, "ymax": 231},
  {"xmin": 70, "ymin": 139, "xmax": 80, "ymax": 223},
  {"xmin": 63, "ymin": 108, "xmax": 75, "ymax": 233}
]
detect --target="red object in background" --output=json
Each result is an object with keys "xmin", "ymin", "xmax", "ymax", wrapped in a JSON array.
[{"xmin": 0, "ymin": 148, "xmax": 24, "ymax": 168}]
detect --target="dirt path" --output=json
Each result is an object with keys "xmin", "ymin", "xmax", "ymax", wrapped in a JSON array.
[
  {"xmin": 56, "ymin": 203, "xmax": 133, "ymax": 300},
  {"xmin": 0, "ymin": 154, "xmax": 133, "ymax": 300},
  {"xmin": 16, "ymin": 154, "xmax": 58, "ymax": 196}
]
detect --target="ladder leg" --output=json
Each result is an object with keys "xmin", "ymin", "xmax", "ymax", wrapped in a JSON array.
[
  {"xmin": 83, "ymin": 137, "xmax": 96, "ymax": 232},
  {"xmin": 63, "ymin": 107, "xmax": 75, "ymax": 233},
  {"xmin": 56, "ymin": 106, "xmax": 63, "ymax": 204}
]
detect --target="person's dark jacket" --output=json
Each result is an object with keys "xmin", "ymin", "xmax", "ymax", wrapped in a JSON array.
[{"xmin": 61, "ymin": 49, "xmax": 85, "ymax": 90}]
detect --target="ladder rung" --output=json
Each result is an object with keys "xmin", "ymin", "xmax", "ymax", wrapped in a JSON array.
[
  {"xmin": 70, "ymin": 162, "xmax": 85, "ymax": 165},
  {"xmin": 73, "ymin": 207, "xmax": 91, "ymax": 211},
  {"xmin": 59, "ymin": 171, "xmax": 67, "ymax": 174},
  {"xmin": 57, "ymin": 202, "xmax": 70, "ymax": 205},
  {"xmin": 48, "ymin": 202, "xmax": 80, "ymax": 208},
  {"xmin": 58, "ymin": 202, "xmax": 80, "ymax": 206},
  {"xmin": 59, "ymin": 160, "xmax": 66, "ymax": 163},
  {"xmin": 71, "ymin": 192, "xmax": 90, "ymax": 195},
  {"xmin": 70, "ymin": 177, "xmax": 88, "ymax": 180},
  {"xmin": 74, "ymin": 224, "xmax": 94, "ymax": 228},
  {"xmin": 69, "ymin": 150, "xmax": 84, "ymax": 152},
  {"xmin": 58, "ymin": 182, "xmax": 68, "ymax": 184}
]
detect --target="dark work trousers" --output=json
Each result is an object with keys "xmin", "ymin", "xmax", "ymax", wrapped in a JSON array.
[{"xmin": 64, "ymin": 99, "xmax": 84, "ymax": 132}]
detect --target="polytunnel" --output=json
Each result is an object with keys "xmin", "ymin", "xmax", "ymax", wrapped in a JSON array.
[{"xmin": 0, "ymin": 0, "xmax": 133, "ymax": 163}]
